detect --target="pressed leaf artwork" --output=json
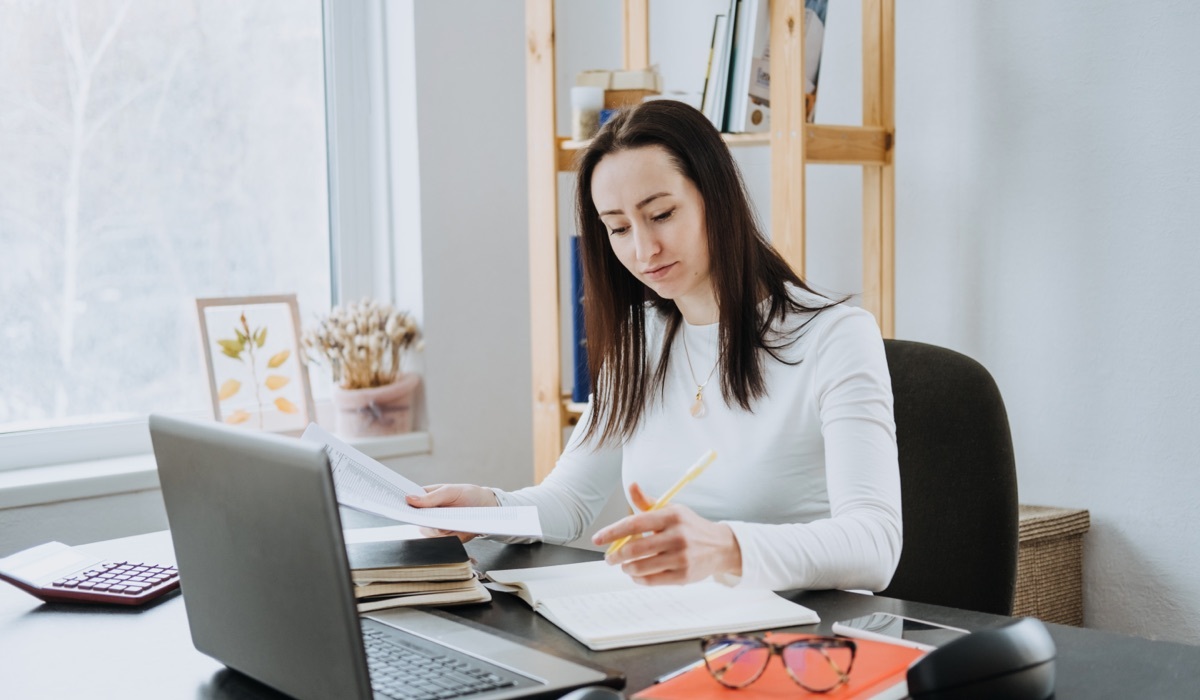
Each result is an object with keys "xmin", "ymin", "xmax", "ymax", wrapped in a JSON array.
[
  {"xmin": 212, "ymin": 311, "xmax": 303, "ymax": 429},
  {"xmin": 225, "ymin": 409, "xmax": 251, "ymax": 425},
  {"xmin": 267, "ymin": 350, "xmax": 290, "ymax": 368},
  {"xmin": 218, "ymin": 379, "xmax": 242, "ymax": 401},
  {"xmin": 198, "ymin": 294, "xmax": 313, "ymax": 435}
]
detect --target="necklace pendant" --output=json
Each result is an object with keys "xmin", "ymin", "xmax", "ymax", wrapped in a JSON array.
[{"xmin": 690, "ymin": 389, "xmax": 706, "ymax": 418}]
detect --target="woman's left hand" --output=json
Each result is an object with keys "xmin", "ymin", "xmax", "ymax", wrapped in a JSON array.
[{"xmin": 591, "ymin": 483, "xmax": 742, "ymax": 585}]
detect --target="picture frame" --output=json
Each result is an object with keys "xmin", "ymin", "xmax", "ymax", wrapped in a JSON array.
[{"xmin": 196, "ymin": 294, "xmax": 315, "ymax": 434}]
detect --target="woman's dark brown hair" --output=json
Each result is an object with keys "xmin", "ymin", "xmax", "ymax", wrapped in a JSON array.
[{"xmin": 576, "ymin": 100, "xmax": 839, "ymax": 447}]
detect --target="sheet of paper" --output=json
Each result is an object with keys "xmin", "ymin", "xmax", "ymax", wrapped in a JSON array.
[
  {"xmin": 302, "ymin": 424, "xmax": 542, "ymax": 538},
  {"xmin": 0, "ymin": 542, "xmax": 101, "ymax": 587},
  {"xmin": 343, "ymin": 524, "xmax": 425, "ymax": 545}
]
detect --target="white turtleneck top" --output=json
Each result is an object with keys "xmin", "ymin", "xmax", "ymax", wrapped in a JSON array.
[{"xmin": 494, "ymin": 288, "xmax": 902, "ymax": 592}]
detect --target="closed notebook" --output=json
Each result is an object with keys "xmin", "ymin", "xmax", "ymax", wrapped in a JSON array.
[
  {"xmin": 354, "ymin": 576, "xmax": 481, "ymax": 600},
  {"xmin": 355, "ymin": 576, "xmax": 491, "ymax": 613},
  {"xmin": 347, "ymin": 535, "xmax": 473, "ymax": 583},
  {"xmin": 633, "ymin": 633, "xmax": 925, "ymax": 700},
  {"xmin": 486, "ymin": 560, "xmax": 819, "ymax": 652}
]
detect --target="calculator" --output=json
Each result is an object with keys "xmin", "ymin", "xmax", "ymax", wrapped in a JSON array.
[{"xmin": 0, "ymin": 541, "xmax": 180, "ymax": 606}]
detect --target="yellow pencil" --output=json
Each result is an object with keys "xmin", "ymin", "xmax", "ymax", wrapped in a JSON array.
[{"xmin": 605, "ymin": 449, "xmax": 718, "ymax": 556}]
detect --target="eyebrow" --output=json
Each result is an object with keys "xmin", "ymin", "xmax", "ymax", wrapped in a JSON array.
[{"xmin": 598, "ymin": 192, "xmax": 671, "ymax": 217}]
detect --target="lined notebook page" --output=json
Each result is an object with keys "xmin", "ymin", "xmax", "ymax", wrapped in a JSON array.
[
  {"xmin": 542, "ymin": 584, "xmax": 817, "ymax": 649},
  {"xmin": 489, "ymin": 560, "xmax": 635, "ymax": 602}
]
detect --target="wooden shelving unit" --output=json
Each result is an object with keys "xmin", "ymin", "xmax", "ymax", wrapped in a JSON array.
[{"xmin": 526, "ymin": 0, "xmax": 895, "ymax": 481}]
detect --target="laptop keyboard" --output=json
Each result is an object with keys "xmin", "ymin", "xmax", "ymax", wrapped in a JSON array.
[{"xmin": 362, "ymin": 622, "xmax": 533, "ymax": 700}]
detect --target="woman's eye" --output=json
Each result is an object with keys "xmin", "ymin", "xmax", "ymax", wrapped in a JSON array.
[
  {"xmin": 608, "ymin": 225, "xmax": 629, "ymax": 236},
  {"xmin": 651, "ymin": 208, "xmax": 675, "ymax": 223}
]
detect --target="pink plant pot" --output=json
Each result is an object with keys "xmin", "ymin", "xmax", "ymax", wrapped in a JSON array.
[{"xmin": 330, "ymin": 373, "xmax": 420, "ymax": 438}]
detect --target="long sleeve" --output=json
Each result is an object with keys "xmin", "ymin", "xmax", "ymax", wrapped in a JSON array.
[
  {"xmin": 489, "ymin": 298, "xmax": 902, "ymax": 593},
  {"xmin": 491, "ymin": 400, "xmax": 623, "ymax": 545},
  {"xmin": 720, "ymin": 311, "xmax": 903, "ymax": 591}
]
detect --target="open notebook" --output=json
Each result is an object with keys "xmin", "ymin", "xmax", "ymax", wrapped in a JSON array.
[{"xmin": 486, "ymin": 560, "xmax": 819, "ymax": 651}]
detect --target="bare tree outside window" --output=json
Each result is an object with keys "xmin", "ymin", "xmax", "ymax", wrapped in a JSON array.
[{"xmin": 0, "ymin": 0, "xmax": 331, "ymax": 432}]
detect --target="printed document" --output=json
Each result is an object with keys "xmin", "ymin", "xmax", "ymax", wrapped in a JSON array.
[{"xmin": 302, "ymin": 424, "xmax": 542, "ymax": 538}]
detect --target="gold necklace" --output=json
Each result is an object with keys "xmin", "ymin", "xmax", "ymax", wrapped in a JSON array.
[{"xmin": 681, "ymin": 326, "xmax": 718, "ymax": 418}]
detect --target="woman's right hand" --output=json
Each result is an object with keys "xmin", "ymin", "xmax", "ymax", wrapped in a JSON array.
[{"xmin": 405, "ymin": 484, "xmax": 499, "ymax": 542}]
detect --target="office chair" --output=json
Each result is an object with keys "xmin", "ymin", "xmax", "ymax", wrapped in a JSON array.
[{"xmin": 880, "ymin": 339, "xmax": 1019, "ymax": 615}]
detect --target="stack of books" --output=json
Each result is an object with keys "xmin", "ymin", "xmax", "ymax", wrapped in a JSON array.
[{"xmin": 348, "ymin": 536, "xmax": 490, "ymax": 613}]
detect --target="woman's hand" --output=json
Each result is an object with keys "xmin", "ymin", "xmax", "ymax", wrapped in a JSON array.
[
  {"xmin": 405, "ymin": 484, "xmax": 499, "ymax": 542},
  {"xmin": 591, "ymin": 482, "xmax": 743, "ymax": 585}
]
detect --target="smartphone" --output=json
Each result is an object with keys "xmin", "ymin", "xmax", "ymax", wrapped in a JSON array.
[{"xmin": 831, "ymin": 612, "xmax": 969, "ymax": 652}]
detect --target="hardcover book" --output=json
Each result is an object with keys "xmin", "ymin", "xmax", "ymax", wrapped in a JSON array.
[
  {"xmin": 355, "ymin": 576, "xmax": 491, "ymax": 612},
  {"xmin": 347, "ymin": 535, "xmax": 473, "ymax": 584},
  {"xmin": 570, "ymin": 235, "xmax": 589, "ymax": 404}
]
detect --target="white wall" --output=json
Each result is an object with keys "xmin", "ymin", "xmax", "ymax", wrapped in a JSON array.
[
  {"xmin": 400, "ymin": 0, "xmax": 535, "ymax": 493},
  {"xmin": 883, "ymin": 2, "xmax": 1200, "ymax": 644},
  {"xmin": 0, "ymin": 491, "xmax": 168, "ymax": 555},
  {"xmin": 393, "ymin": 1, "xmax": 628, "ymax": 547}
]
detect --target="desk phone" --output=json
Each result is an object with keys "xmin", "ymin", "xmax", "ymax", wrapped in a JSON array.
[{"xmin": 0, "ymin": 541, "xmax": 179, "ymax": 606}]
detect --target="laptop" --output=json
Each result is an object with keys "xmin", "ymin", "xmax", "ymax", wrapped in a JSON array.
[{"xmin": 149, "ymin": 414, "xmax": 620, "ymax": 700}]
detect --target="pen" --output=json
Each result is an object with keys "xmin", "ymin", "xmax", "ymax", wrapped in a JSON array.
[
  {"xmin": 653, "ymin": 640, "xmax": 732, "ymax": 684},
  {"xmin": 653, "ymin": 658, "xmax": 705, "ymax": 684},
  {"xmin": 605, "ymin": 449, "xmax": 717, "ymax": 556}
]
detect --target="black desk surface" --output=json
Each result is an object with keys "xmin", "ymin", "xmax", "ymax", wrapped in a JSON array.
[{"xmin": 2, "ymin": 528, "xmax": 1198, "ymax": 699}]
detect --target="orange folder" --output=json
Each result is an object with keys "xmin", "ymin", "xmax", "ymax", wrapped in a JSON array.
[{"xmin": 633, "ymin": 633, "xmax": 925, "ymax": 700}]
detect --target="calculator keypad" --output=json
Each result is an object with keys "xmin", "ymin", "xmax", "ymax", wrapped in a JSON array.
[{"xmin": 44, "ymin": 561, "xmax": 180, "ymax": 604}]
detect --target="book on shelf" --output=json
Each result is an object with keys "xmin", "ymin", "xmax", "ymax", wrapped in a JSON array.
[
  {"xmin": 570, "ymin": 235, "xmax": 589, "ymax": 404},
  {"xmin": 485, "ymin": 560, "xmax": 819, "ymax": 652},
  {"xmin": 722, "ymin": 0, "xmax": 830, "ymax": 133},
  {"xmin": 632, "ymin": 632, "xmax": 925, "ymax": 700},
  {"xmin": 700, "ymin": 11, "xmax": 731, "ymax": 130},
  {"xmin": 347, "ymin": 535, "xmax": 490, "ymax": 611},
  {"xmin": 803, "ymin": 0, "xmax": 829, "ymax": 123},
  {"xmin": 698, "ymin": 14, "xmax": 723, "ymax": 124},
  {"xmin": 725, "ymin": 0, "xmax": 768, "ymax": 133}
]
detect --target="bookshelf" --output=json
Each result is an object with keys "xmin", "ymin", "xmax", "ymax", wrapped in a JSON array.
[{"xmin": 526, "ymin": 0, "xmax": 895, "ymax": 481}]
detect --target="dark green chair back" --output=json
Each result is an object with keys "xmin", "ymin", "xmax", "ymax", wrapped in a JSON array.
[{"xmin": 880, "ymin": 339, "xmax": 1018, "ymax": 615}]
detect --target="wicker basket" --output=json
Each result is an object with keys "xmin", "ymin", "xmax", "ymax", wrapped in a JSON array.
[{"xmin": 1013, "ymin": 505, "xmax": 1091, "ymax": 626}]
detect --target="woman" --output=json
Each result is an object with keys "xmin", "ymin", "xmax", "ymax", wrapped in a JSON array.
[{"xmin": 408, "ymin": 100, "xmax": 901, "ymax": 592}]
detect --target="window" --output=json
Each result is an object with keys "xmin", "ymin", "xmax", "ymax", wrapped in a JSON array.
[{"xmin": 0, "ymin": 1, "xmax": 338, "ymax": 469}]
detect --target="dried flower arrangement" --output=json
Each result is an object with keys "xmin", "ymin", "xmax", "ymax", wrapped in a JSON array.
[{"xmin": 302, "ymin": 299, "xmax": 422, "ymax": 390}]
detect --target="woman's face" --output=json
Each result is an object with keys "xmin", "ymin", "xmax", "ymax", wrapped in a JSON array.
[{"xmin": 591, "ymin": 145, "xmax": 715, "ymax": 322}]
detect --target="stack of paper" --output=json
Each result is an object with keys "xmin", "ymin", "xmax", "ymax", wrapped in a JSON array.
[{"xmin": 301, "ymin": 424, "xmax": 543, "ymax": 539}]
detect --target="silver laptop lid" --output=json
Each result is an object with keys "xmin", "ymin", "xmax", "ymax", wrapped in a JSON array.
[{"xmin": 150, "ymin": 414, "xmax": 372, "ymax": 700}]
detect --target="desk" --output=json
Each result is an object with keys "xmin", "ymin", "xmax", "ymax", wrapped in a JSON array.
[{"xmin": 1, "ymin": 529, "xmax": 1197, "ymax": 699}]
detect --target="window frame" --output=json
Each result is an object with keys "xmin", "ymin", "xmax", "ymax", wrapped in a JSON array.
[{"xmin": 0, "ymin": 0, "xmax": 393, "ymax": 474}]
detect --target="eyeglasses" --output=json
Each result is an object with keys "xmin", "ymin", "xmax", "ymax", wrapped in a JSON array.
[{"xmin": 700, "ymin": 634, "xmax": 857, "ymax": 693}]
